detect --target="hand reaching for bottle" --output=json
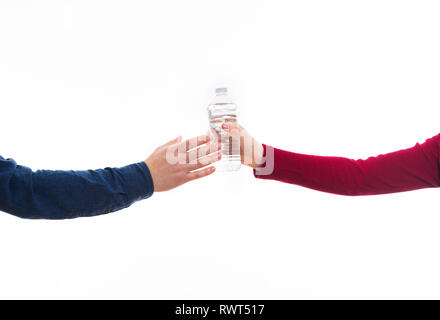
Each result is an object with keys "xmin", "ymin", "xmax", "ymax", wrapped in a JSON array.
[
  {"xmin": 145, "ymin": 134, "xmax": 221, "ymax": 192},
  {"xmin": 221, "ymin": 123, "xmax": 264, "ymax": 169}
]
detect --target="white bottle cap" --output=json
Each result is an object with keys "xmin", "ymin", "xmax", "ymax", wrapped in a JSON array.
[{"xmin": 215, "ymin": 87, "xmax": 228, "ymax": 95}]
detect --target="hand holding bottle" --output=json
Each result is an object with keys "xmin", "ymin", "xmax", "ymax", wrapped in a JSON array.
[{"xmin": 221, "ymin": 123, "xmax": 264, "ymax": 169}]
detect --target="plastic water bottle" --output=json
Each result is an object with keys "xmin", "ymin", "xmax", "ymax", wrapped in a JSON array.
[{"xmin": 207, "ymin": 87, "xmax": 241, "ymax": 172}]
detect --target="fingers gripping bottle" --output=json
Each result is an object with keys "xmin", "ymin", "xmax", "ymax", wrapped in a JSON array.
[{"xmin": 207, "ymin": 87, "xmax": 241, "ymax": 171}]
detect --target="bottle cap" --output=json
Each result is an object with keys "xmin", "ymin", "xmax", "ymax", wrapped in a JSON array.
[{"xmin": 215, "ymin": 87, "xmax": 228, "ymax": 95}]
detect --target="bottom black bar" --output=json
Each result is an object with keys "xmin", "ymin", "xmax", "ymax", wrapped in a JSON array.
[{"xmin": 1, "ymin": 300, "xmax": 439, "ymax": 319}]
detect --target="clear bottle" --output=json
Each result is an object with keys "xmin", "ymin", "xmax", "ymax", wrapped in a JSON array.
[{"xmin": 207, "ymin": 87, "xmax": 241, "ymax": 171}]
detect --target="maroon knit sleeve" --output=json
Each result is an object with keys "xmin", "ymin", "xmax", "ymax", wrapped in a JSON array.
[{"xmin": 254, "ymin": 134, "xmax": 440, "ymax": 196}]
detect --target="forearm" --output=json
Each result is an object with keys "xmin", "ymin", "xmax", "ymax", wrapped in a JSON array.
[
  {"xmin": 255, "ymin": 134, "xmax": 440, "ymax": 196},
  {"xmin": 0, "ymin": 158, "xmax": 154, "ymax": 219}
]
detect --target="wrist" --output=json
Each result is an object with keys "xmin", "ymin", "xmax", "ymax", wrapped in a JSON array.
[{"xmin": 251, "ymin": 141, "xmax": 264, "ymax": 169}]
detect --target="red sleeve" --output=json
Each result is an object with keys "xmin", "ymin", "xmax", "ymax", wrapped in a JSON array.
[{"xmin": 254, "ymin": 134, "xmax": 440, "ymax": 196}]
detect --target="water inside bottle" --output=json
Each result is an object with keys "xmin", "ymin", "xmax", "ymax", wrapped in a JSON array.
[{"xmin": 207, "ymin": 88, "xmax": 241, "ymax": 172}]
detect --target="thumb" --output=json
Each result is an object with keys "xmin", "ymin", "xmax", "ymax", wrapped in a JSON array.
[{"xmin": 164, "ymin": 136, "xmax": 182, "ymax": 147}]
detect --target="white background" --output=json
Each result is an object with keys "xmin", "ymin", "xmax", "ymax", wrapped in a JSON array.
[{"xmin": 1, "ymin": 0, "xmax": 440, "ymax": 299}]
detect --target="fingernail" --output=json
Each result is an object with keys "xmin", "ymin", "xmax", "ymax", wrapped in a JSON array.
[
  {"xmin": 206, "ymin": 135, "xmax": 210, "ymax": 141},
  {"xmin": 222, "ymin": 123, "xmax": 229, "ymax": 129},
  {"xmin": 210, "ymin": 167, "xmax": 215, "ymax": 172}
]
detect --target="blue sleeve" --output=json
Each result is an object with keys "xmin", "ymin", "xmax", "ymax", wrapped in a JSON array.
[{"xmin": 0, "ymin": 155, "xmax": 154, "ymax": 219}]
